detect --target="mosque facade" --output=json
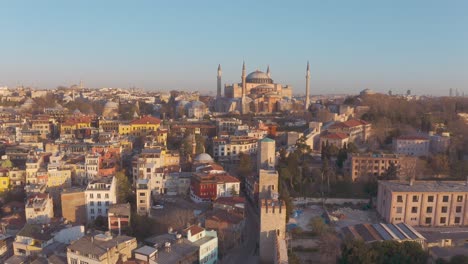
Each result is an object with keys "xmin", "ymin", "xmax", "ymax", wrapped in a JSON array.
[{"xmin": 214, "ymin": 62, "xmax": 310, "ymax": 114}]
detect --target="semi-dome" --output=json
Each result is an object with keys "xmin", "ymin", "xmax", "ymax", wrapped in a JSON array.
[
  {"xmin": 246, "ymin": 70, "xmax": 273, "ymax": 84},
  {"xmin": 194, "ymin": 153, "xmax": 214, "ymax": 163},
  {"xmin": 102, "ymin": 101, "xmax": 119, "ymax": 118}
]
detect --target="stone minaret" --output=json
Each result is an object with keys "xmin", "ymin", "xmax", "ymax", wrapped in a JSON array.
[
  {"xmin": 266, "ymin": 65, "xmax": 271, "ymax": 78},
  {"xmin": 217, "ymin": 64, "xmax": 222, "ymax": 98},
  {"xmin": 305, "ymin": 61, "xmax": 310, "ymax": 111},
  {"xmin": 241, "ymin": 61, "xmax": 246, "ymax": 98}
]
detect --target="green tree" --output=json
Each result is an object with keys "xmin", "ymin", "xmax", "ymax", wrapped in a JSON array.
[
  {"xmin": 195, "ymin": 134, "xmax": 206, "ymax": 154},
  {"xmin": 308, "ymin": 216, "xmax": 328, "ymax": 236},
  {"xmin": 115, "ymin": 171, "xmax": 132, "ymax": 203},
  {"xmin": 0, "ymin": 159, "xmax": 13, "ymax": 169},
  {"xmin": 230, "ymin": 185, "xmax": 238, "ymax": 196},
  {"xmin": 381, "ymin": 162, "xmax": 398, "ymax": 180},
  {"xmin": 238, "ymin": 152, "xmax": 253, "ymax": 176}
]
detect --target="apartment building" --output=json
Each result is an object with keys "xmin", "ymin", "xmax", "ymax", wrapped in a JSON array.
[
  {"xmin": 67, "ymin": 233, "xmax": 137, "ymax": 264},
  {"xmin": 377, "ymin": 180, "xmax": 468, "ymax": 227},
  {"xmin": 136, "ymin": 179, "xmax": 151, "ymax": 216},
  {"xmin": 212, "ymin": 136, "xmax": 258, "ymax": 162},
  {"xmin": 25, "ymin": 193, "xmax": 54, "ymax": 224},
  {"xmin": 346, "ymin": 153, "xmax": 414, "ymax": 181},
  {"xmin": 85, "ymin": 177, "xmax": 117, "ymax": 222},
  {"xmin": 327, "ymin": 119, "xmax": 371, "ymax": 143},
  {"xmin": 393, "ymin": 136, "xmax": 430, "ymax": 157}
]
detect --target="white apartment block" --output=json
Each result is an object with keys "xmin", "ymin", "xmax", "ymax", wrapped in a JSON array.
[
  {"xmin": 85, "ymin": 177, "xmax": 117, "ymax": 222},
  {"xmin": 136, "ymin": 179, "xmax": 151, "ymax": 216},
  {"xmin": 25, "ymin": 193, "xmax": 54, "ymax": 224},
  {"xmin": 213, "ymin": 136, "xmax": 258, "ymax": 161}
]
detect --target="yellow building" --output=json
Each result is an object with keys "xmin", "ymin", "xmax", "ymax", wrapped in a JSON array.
[
  {"xmin": 118, "ymin": 123, "xmax": 132, "ymax": 135},
  {"xmin": 129, "ymin": 115, "xmax": 161, "ymax": 136},
  {"xmin": 0, "ymin": 176, "xmax": 9, "ymax": 192},
  {"xmin": 60, "ymin": 116, "xmax": 92, "ymax": 135},
  {"xmin": 99, "ymin": 119, "xmax": 121, "ymax": 133},
  {"xmin": 118, "ymin": 116, "xmax": 161, "ymax": 136},
  {"xmin": 47, "ymin": 168, "xmax": 72, "ymax": 188}
]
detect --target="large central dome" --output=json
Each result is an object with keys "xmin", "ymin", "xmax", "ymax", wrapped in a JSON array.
[{"xmin": 246, "ymin": 70, "xmax": 273, "ymax": 84}]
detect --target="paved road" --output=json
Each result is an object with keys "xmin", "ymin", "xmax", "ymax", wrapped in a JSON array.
[{"xmin": 220, "ymin": 197, "xmax": 260, "ymax": 264}]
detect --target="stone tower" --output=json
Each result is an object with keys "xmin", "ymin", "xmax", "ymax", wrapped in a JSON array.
[
  {"xmin": 259, "ymin": 199, "xmax": 286, "ymax": 263},
  {"xmin": 266, "ymin": 65, "xmax": 271, "ymax": 78},
  {"xmin": 257, "ymin": 137, "xmax": 276, "ymax": 172},
  {"xmin": 305, "ymin": 61, "xmax": 310, "ymax": 111},
  {"xmin": 258, "ymin": 169, "xmax": 279, "ymax": 200},
  {"xmin": 217, "ymin": 64, "xmax": 222, "ymax": 98}
]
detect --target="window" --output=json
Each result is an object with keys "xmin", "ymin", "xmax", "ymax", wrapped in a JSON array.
[
  {"xmin": 411, "ymin": 207, "xmax": 418, "ymax": 213},
  {"xmin": 412, "ymin": 195, "xmax": 419, "ymax": 202},
  {"xmin": 396, "ymin": 207, "xmax": 402, "ymax": 214},
  {"xmin": 458, "ymin": 195, "xmax": 463, "ymax": 202},
  {"xmin": 428, "ymin": 196, "xmax": 434, "ymax": 202},
  {"xmin": 105, "ymin": 201, "xmax": 109, "ymax": 206},
  {"xmin": 426, "ymin": 207, "xmax": 433, "ymax": 213},
  {"xmin": 105, "ymin": 194, "xmax": 109, "ymax": 198},
  {"xmin": 70, "ymin": 259, "xmax": 78, "ymax": 264},
  {"xmin": 441, "ymin": 206, "xmax": 448, "ymax": 213},
  {"xmin": 97, "ymin": 201, "xmax": 102, "ymax": 206},
  {"xmin": 98, "ymin": 208, "xmax": 102, "ymax": 213},
  {"xmin": 394, "ymin": 217, "xmax": 402, "ymax": 221},
  {"xmin": 97, "ymin": 194, "xmax": 101, "ymax": 199},
  {"xmin": 455, "ymin": 217, "xmax": 461, "ymax": 224},
  {"xmin": 90, "ymin": 209, "xmax": 95, "ymax": 214},
  {"xmin": 140, "ymin": 192, "xmax": 146, "ymax": 196},
  {"xmin": 440, "ymin": 217, "xmax": 447, "ymax": 224},
  {"xmin": 443, "ymin": 196, "xmax": 449, "ymax": 202},
  {"xmin": 90, "ymin": 201, "xmax": 94, "ymax": 206},
  {"xmin": 397, "ymin": 195, "xmax": 403, "ymax": 203},
  {"xmin": 425, "ymin": 217, "xmax": 432, "ymax": 224},
  {"xmin": 89, "ymin": 193, "xmax": 94, "ymax": 199},
  {"xmin": 456, "ymin": 206, "xmax": 462, "ymax": 213}
]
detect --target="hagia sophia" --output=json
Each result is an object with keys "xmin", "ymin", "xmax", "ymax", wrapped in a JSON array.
[{"xmin": 214, "ymin": 62, "xmax": 310, "ymax": 114}]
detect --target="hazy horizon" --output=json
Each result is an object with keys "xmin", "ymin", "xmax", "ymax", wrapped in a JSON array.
[{"xmin": 1, "ymin": 0, "xmax": 467, "ymax": 96}]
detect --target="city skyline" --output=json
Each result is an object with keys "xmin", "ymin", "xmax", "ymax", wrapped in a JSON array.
[{"xmin": 1, "ymin": 0, "xmax": 467, "ymax": 95}]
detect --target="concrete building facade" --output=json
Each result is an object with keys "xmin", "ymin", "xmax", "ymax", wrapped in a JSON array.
[{"xmin": 377, "ymin": 180, "xmax": 468, "ymax": 227}]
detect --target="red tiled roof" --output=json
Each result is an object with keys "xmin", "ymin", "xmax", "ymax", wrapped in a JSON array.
[
  {"xmin": 130, "ymin": 116, "xmax": 161, "ymax": 125},
  {"xmin": 206, "ymin": 210, "xmax": 244, "ymax": 225},
  {"xmin": 215, "ymin": 174, "xmax": 240, "ymax": 183},
  {"xmin": 183, "ymin": 225, "xmax": 204, "ymax": 237},
  {"xmin": 322, "ymin": 132, "xmax": 349, "ymax": 140},
  {"xmin": 214, "ymin": 196, "xmax": 245, "ymax": 206}
]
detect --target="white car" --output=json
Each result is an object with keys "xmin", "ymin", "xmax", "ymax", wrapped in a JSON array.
[{"xmin": 152, "ymin": 205, "xmax": 164, "ymax": 210}]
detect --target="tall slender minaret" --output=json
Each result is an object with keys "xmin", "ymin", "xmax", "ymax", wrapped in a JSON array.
[
  {"xmin": 305, "ymin": 61, "xmax": 310, "ymax": 111},
  {"xmin": 266, "ymin": 65, "xmax": 271, "ymax": 78},
  {"xmin": 217, "ymin": 64, "xmax": 222, "ymax": 98},
  {"xmin": 241, "ymin": 61, "xmax": 246, "ymax": 98}
]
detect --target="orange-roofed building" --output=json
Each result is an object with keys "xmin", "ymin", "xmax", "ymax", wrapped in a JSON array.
[
  {"xmin": 328, "ymin": 119, "xmax": 371, "ymax": 143},
  {"xmin": 319, "ymin": 132, "xmax": 349, "ymax": 150},
  {"xmin": 119, "ymin": 115, "xmax": 161, "ymax": 137}
]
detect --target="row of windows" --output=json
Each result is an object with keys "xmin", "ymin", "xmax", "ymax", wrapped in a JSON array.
[
  {"xmin": 88, "ymin": 193, "xmax": 110, "ymax": 199},
  {"xmin": 396, "ymin": 206, "xmax": 462, "ymax": 214},
  {"xmin": 90, "ymin": 208, "xmax": 108, "ymax": 214},
  {"xmin": 397, "ymin": 195, "xmax": 464, "ymax": 203},
  {"xmin": 422, "ymin": 216, "xmax": 461, "ymax": 224},
  {"xmin": 89, "ymin": 201, "xmax": 109, "ymax": 206}
]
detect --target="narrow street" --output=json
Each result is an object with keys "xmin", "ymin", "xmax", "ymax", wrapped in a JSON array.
[{"xmin": 220, "ymin": 196, "xmax": 260, "ymax": 264}]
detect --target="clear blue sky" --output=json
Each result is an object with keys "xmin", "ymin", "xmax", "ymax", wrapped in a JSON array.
[{"xmin": 1, "ymin": 0, "xmax": 467, "ymax": 95}]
